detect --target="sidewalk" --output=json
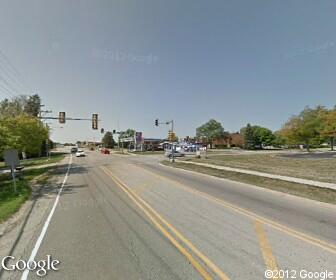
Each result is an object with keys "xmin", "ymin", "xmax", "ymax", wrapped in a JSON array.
[
  {"xmin": 0, "ymin": 162, "xmax": 59, "ymax": 175},
  {"xmin": 178, "ymin": 160, "xmax": 336, "ymax": 191}
]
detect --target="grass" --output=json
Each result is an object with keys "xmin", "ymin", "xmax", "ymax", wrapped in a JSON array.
[
  {"xmin": 186, "ymin": 153, "xmax": 336, "ymax": 183},
  {"xmin": 130, "ymin": 151, "xmax": 164, "ymax": 155},
  {"xmin": 162, "ymin": 161, "xmax": 336, "ymax": 205},
  {"xmin": 0, "ymin": 153, "xmax": 65, "ymax": 169},
  {"xmin": 0, "ymin": 161, "xmax": 61, "ymax": 223}
]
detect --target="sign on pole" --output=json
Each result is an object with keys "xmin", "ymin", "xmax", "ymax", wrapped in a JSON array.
[{"xmin": 4, "ymin": 149, "xmax": 20, "ymax": 193}]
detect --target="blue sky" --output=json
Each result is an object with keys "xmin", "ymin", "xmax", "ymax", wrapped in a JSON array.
[{"xmin": 0, "ymin": 0, "xmax": 335, "ymax": 142}]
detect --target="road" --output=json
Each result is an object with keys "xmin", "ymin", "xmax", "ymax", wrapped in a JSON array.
[{"xmin": 1, "ymin": 150, "xmax": 336, "ymax": 279}]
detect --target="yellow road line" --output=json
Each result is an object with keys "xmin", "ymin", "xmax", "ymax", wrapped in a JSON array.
[
  {"xmin": 136, "ymin": 164, "xmax": 336, "ymax": 255},
  {"xmin": 254, "ymin": 221, "xmax": 282, "ymax": 280},
  {"xmin": 100, "ymin": 166, "xmax": 230, "ymax": 280}
]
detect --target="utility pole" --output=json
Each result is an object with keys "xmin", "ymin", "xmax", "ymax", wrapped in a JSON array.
[
  {"xmin": 38, "ymin": 105, "xmax": 52, "ymax": 158},
  {"xmin": 170, "ymin": 120, "xmax": 175, "ymax": 163},
  {"xmin": 155, "ymin": 119, "xmax": 175, "ymax": 163}
]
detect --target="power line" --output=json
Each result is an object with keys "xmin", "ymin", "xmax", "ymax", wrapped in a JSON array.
[
  {"xmin": 0, "ymin": 49, "xmax": 31, "ymax": 92},
  {"xmin": 0, "ymin": 62, "xmax": 26, "ymax": 93},
  {"xmin": 0, "ymin": 83, "xmax": 16, "ymax": 99},
  {"xmin": 0, "ymin": 73, "xmax": 20, "ymax": 96}
]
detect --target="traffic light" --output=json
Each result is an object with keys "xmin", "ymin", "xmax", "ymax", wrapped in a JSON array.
[
  {"xmin": 59, "ymin": 112, "xmax": 66, "ymax": 124},
  {"xmin": 101, "ymin": 128, "xmax": 104, "ymax": 134},
  {"xmin": 92, "ymin": 114, "xmax": 98, "ymax": 130},
  {"xmin": 155, "ymin": 119, "xmax": 159, "ymax": 126}
]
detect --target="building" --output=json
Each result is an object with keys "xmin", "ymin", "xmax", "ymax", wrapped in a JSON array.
[
  {"xmin": 212, "ymin": 132, "xmax": 244, "ymax": 148},
  {"xmin": 143, "ymin": 138, "xmax": 164, "ymax": 151}
]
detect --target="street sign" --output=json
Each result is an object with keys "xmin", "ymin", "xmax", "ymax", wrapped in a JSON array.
[
  {"xmin": 121, "ymin": 137, "xmax": 133, "ymax": 142},
  {"xmin": 3, "ymin": 149, "xmax": 20, "ymax": 193},
  {"xmin": 135, "ymin": 132, "xmax": 143, "ymax": 143},
  {"xmin": 4, "ymin": 149, "xmax": 20, "ymax": 168}
]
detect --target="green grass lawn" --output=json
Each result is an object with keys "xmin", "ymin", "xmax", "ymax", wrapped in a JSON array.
[
  {"xmin": 0, "ymin": 154, "xmax": 65, "ymax": 223},
  {"xmin": 187, "ymin": 153, "xmax": 336, "ymax": 183},
  {"xmin": 130, "ymin": 151, "xmax": 164, "ymax": 155}
]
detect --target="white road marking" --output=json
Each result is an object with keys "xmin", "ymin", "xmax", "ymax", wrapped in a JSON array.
[{"xmin": 21, "ymin": 155, "xmax": 73, "ymax": 280}]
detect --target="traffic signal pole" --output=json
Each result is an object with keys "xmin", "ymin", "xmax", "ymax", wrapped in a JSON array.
[
  {"xmin": 155, "ymin": 119, "xmax": 175, "ymax": 163},
  {"xmin": 171, "ymin": 120, "xmax": 175, "ymax": 163}
]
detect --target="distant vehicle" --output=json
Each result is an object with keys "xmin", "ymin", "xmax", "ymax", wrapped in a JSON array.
[
  {"xmin": 101, "ymin": 148, "xmax": 110, "ymax": 154},
  {"xmin": 90, "ymin": 147, "xmax": 95, "ymax": 151},
  {"xmin": 75, "ymin": 150, "xmax": 86, "ymax": 157},
  {"xmin": 70, "ymin": 147, "xmax": 78, "ymax": 154},
  {"xmin": 164, "ymin": 150, "xmax": 185, "ymax": 158}
]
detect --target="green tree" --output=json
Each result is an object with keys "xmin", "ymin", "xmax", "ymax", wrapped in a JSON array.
[
  {"xmin": 102, "ymin": 131, "xmax": 115, "ymax": 148},
  {"xmin": 24, "ymin": 94, "xmax": 41, "ymax": 117},
  {"xmin": 241, "ymin": 123, "xmax": 255, "ymax": 149},
  {"xmin": 0, "ymin": 94, "xmax": 41, "ymax": 118},
  {"xmin": 320, "ymin": 108, "xmax": 336, "ymax": 150},
  {"xmin": 119, "ymin": 128, "xmax": 136, "ymax": 149},
  {"xmin": 272, "ymin": 131, "xmax": 286, "ymax": 147},
  {"xmin": 280, "ymin": 106, "xmax": 325, "ymax": 151},
  {"xmin": 196, "ymin": 119, "xmax": 225, "ymax": 148},
  {"xmin": 241, "ymin": 124, "xmax": 275, "ymax": 148},
  {"xmin": 1, "ymin": 116, "xmax": 49, "ymax": 157},
  {"xmin": 252, "ymin": 126, "xmax": 275, "ymax": 147},
  {"xmin": 0, "ymin": 96, "xmax": 26, "ymax": 118}
]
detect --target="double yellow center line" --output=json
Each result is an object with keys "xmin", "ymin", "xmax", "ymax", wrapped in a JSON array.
[{"xmin": 100, "ymin": 166, "xmax": 230, "ymax": 280}]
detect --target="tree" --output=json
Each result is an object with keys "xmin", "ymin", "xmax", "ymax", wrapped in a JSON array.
[
  {"xmin": 252, "ymin": 126, "xmax": 275, "ymax": 147},
  {"xmin": 241, "ymin": 124, "xmax": 275, "ymax": 149},
  {"xmin": 0, "ymin": 116, "xmax": 49, "ymax": 157},
  {"xmin": 196, "ymin": 119, "xmax": 225, "ymax": 148},
  {"xmin": 118, "ymin": 128, "xmax": 136, "ymax": 149},
  {"xmin": 272, "ymin": 131, "xmax": 286, "ymax": 147},
  {"xmin": 0, "ymin": 96, "xmax": 26, "ymax": 118},
  {"xmin": 280, "ymin": 106, "xmax": 325, "ymax": 151},
  {"xmin": 242, "ymin": 123, "xmax": 255, "ymax": 149},
  {"xmin": 0, "ymin": 94, "xmax": 41, "ymax": 118},
  {"xmin": 320, "ymin": 108, "xmax": 336, "ymax": 150},
  {"xmin": 24, "ymin": 94, "xmax": 41, "ymax": 117},
  {"xmin": 102, "ymin": 131, "xmax": 115, "ymax": 148}
]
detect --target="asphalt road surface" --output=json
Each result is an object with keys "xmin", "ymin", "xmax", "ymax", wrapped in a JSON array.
[{"xmin": 2, "ymin": 150, "xmax": 336, "ymax": 280}]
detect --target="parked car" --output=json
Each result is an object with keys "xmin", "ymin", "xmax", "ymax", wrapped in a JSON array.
[
  {"xmin": 164, "ymin": 150, "xmax": 185, "ymax": 158},
  {"xmin": 75, "ymin": 149, "xmax": 86, "ymax": 157},
  {"xmin": 70, "ymin": 147, "xmax": 78, "ymax": 154}
]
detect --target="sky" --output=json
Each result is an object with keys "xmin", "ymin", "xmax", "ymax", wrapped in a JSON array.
[{"xmin": 0, "ymin": 0, "xmax": 335, "ymax": 143}]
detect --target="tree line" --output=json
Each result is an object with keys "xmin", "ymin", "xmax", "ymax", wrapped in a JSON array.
[
  {"xmin": 196, "ymin": 105, "xmax": 336, "ymax": 151},
  {"xmin": 0, "ymin": 94, "xmax": 50, "ymax": 159}
]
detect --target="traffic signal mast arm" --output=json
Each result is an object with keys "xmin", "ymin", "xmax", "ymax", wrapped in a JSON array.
[{"xmin": 38, "ymin": 113, "xmax": 101, "ymax": 130}]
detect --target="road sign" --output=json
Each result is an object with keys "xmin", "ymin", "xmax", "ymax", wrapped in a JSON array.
[
  {"xmin": 3, "ymin": 149, "xmax": 20, "ymax": 193},
  {"xmin": 135, "ymin": 132, "xmax": 143, "ymax": 143},
  {"xmin": 4, "ymin": 149, "xmax": 20, "ymax": 168},
  {"xmin": 121, "ymin": 137, "xmax": 133, "ymax": 142}
]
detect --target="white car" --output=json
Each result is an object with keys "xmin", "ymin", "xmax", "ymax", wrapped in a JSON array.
[{"xmin": 75, "ymin": 150, "xmax": 86, "ymax": 157}]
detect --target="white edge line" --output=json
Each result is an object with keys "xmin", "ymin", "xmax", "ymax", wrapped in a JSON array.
[{"xmin": 21, "ymin": 154, "xmax": 73, "ymax": 280}]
